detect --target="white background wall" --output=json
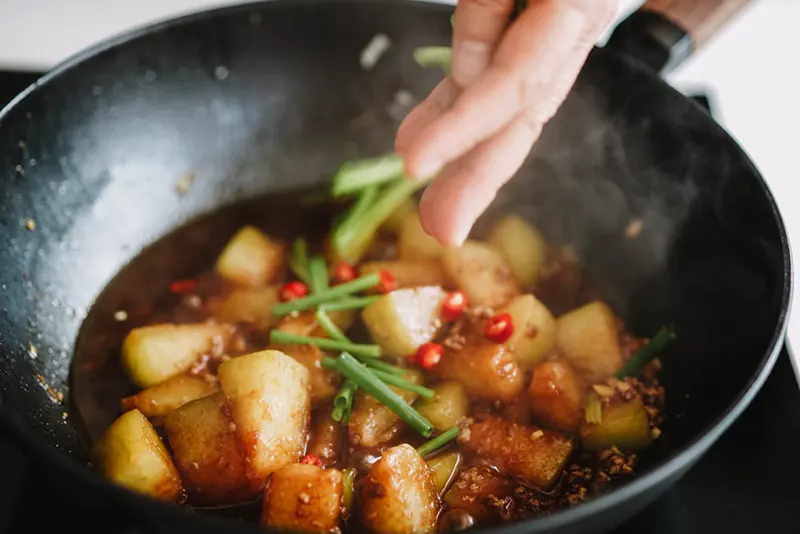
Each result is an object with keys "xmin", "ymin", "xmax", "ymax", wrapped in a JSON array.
[{"xmin": 0, "ymin": 0, "xmax": 799, "ymax": 363}]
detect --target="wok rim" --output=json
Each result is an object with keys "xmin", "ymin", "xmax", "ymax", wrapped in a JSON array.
[{"xmin": 0, "ymin": 0, "xmax": 793, "ymax": 532}]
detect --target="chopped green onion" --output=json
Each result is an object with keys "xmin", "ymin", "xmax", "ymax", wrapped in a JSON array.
[
  {"xmin": 413, "ymin": 47, "xmax": 452, "ymax": 72},
  {"xmin": 615, "ymin": 326, "xmax": 677, "ymax": 379},
  {"xmin": 335, "ymin": 353, "xmax": 433, "ymax": 437},
  {"xmin": 334, "ymin": 185, "xmax": 379, "ymax": 235},
  {"xmin": 417, "ymin": 426, "xmax": 460, "ymax": 458},
  {"xmin": 319, "ymin": 296, "xmax": 380, "ymax": 312},
  {"xmin": 289, "ymin": 238, "xmax": 310, "ymax": 284},
  {"xmin": 270, "ymin": 331, "xmax": 381, "ymax": 358},
  {"xmin": 308, "ymin": 255, "xmax": 329, "ymax": 293},
  {"xmin": 271, "ymin": 272, "xmax": 381, "ymax": 316},
  {"xmin": 369, "ymin": 368, "xmax": 435, "ymax": 399},
  {"xmin": 364, "ymin": 359, "xmax": 405, "ymax": 376},
  {"xmin": 332, "ymin": 155, "xmax": 405, "ymax": 197},
  {"xmin": 333, "ymin": 177, "xmax": 427, "ymax": 263},
  {"xmin": 450, "ymin": 13, "xmax": 455, "ymax": 27},
  {"xmin": 341, "ymin": 468, "xmax": 356, "ymax": 515},
  {"xmin": 332, "ymin": 379, "xmax": 358, "ymax": 423},
  {"xmin": 315, "ymin": 309, "xmax": 349, "ymax": 343}
]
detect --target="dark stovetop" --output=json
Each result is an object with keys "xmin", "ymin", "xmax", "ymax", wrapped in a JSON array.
[{"xmin": 1, "ymin": 71, "xmax": 798, "ymax": 534}]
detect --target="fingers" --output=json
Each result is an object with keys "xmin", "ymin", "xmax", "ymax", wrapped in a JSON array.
[
  {"xmin": 419, "ymin": 113, "xmax": 541, "ymax": 246},
  {"xmin": 451, "ymin": 0, "xmax": 515, "ymax": 88},
  {"xmin": 395, "ymin": 78, "xmax": 458, "ymax": 157},
  {"xmin": 405, "ymin": 0, "xmax": 611, "ymax": 180}
]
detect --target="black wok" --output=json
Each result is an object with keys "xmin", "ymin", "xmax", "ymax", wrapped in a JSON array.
[{"xmin": 0, "ymin": 0, "xmax": 791, "ymax": 533}]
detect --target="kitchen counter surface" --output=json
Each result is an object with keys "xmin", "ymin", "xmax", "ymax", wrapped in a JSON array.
[{"xmin": 0, "ymin": 0, "xmax": 798, "ymax": 369}]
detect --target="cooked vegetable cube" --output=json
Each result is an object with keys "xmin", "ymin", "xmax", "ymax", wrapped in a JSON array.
[
  {"xmin": 306, "ymin": 407, "xmax": 344, "ymax": 467},
  {"xmin": 415, "ymin": 381, "xmax": 469, "ymax": 432},
  {"xmin": 218, "ymin": 350, "xmax": 310, "ymax": 481},
  {"xmin": 488, "ymin": 215, "xmax": 547, "ymax": 287},
  {"xmin": 163, "ymin": 393, "xmax": 256, "ymax": 504},
  {"xmin": 359, "ymin": 260, "xmax": 447, "ymax": 289},
  {"xmin": 121, "ymin": 374, "xmax": 217, "ymax": 418},
  {"xmin": 399, "ymin": 212, "xmax": 445, "ymax": 261},
  {"xmin": 435, "ymin": 331, "xmax": 524, "ymax": 402},
  {"xmin": 362, "ymin": 287, "xmax": 445, "ymax": 359},
  {"xmin": 460, "ymin": 417, "xmax": 573, "ymax": 489},
  {"xmin": 349, "ymin": 369, "xmax": 423, "ymax": 449},
  {"xmin": 210, "ymin": 286, "xmax": 278, "ymax": 328},
  {"xmin": 383, "ymin": 198, "xmax": 416, "ymax": 234},
  {"xmin": 359, "ymin": 444, "xmax": 439, "ymax": 534},
  {"xmin": 272, "ymin": 343, "xmax": 341, "ymax": 406},
  {"xmin": 91, "ymin": 409, "xmax": 183, "ymax": 502},
  {"xmin": 261, "ymin": 464, "xmax": 343, "ymax": 534},
  {"xmin": 441, "ymin": 241, "xmax": 520, "ymax": 308},
  {"xmin": 121, "ymin": 323, "xmax": 228, "ymax": 388},
  {"xmin": 503, "ymin": 294, "xmax": 556, "ymax": 368},
  {"xmin": 426, "ymin": 451, "xmax": 462, "ymax": 495},
  {"xmin": 556, "ymin": 301, "xmax": 623, "ymax": 383},
  {"xmin": 580, "ymin": 396, "xmax": 652, "ymax": 452},
  {"xmin": 215, "ymin": 225, "xmax": 285, "ymax": 286},
  {"xmin": 528, "ymin": 360, "xmax": 583, "ymax": 433}
]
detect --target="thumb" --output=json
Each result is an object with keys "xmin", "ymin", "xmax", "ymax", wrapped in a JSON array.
[{"xmin": 451, "ymin": 0, "xmax": 515, "ymax": 88}]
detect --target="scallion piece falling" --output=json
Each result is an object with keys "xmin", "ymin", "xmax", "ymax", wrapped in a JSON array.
[
  {"xmin": 289, "ymin": 238, "xmax": 310, "ymax": 284},
  {"xmin": 331, "ymin": 154, "xmax": 405, "ymax": 197},
  {"xmin": 334, "ymin": 185, "xmax": 379, "ymax": 235},
  {"xmin": 615, "ymin": 326, "xmax": 677, "ymax": 379},
  {"xmin": 308, "ymin": 255, "xmax": 329, "ymax": 294},
  {"xmin": 417, "ymin": 426, "xmax": 460, "ymax": 458},
  {"xmin": 271, "ymin": 272, "xmax": 381, "ymax": 316},
  {"xmin": 335, "ymin": 353, "xmax": 433, "ymax": 437},
  {"xmin": 270, "ymin": 331, "xmax": 381, "ymax": 358},
  {"xmin": 332, "ymin": 177, "xmax": 425, "ymax": 263},
  {"xmin": 413, "ymin": 46, "xmax": 452, "ymax": 72}
]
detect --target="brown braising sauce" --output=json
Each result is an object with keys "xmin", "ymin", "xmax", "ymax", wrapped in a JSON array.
[{"xmin": 71, "ymin": 193, "xmax": 666, "ymax": 533}]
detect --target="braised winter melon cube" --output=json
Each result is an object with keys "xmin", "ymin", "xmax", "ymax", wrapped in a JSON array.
[
  {"xmin": 163, "ymin": 393, "xmax": 257, "ymax": 504},
  {"xmin": 556, "ymin": 301, "xmax": 623, "ymax": 383},
  {"xmin": 362, "ymin": 286, "xmax": 446, "ymax": 359},
  {"xmin": 121, "ymin": 322, "xmax": 227, "ymax": 388},
  {"xmin": 488, "ymin": 215, "xmax": 547, "ymax": 287},
  {"xmin": 121, "ymin": 374, "xmax": 217, "ymax": 417},
  {"xmin": 580, "ymin": 396, "xmax": 653, "ymax": 452},
  {"xmin": 217, "ymin": 350, "xmax": 310, "ymax": 481},
  {"xmin": 261, "ymin": 464, "xmax": 343, "ymax": 533},
  {"xmin": 441, "ymin": 241, "xmax": 520, "ymax": 308},
  {"xmin": 91, "ymin": 409, "xmax": 183, "ymax": 502},
  {"xmin": 399, "ymin": 211, "xmax": 445, "ymax": 261},
  {"xmin": 503, "ymin": 294, "xmax": 556, "ymax": 368},
  {"xmin": 215, "ymin": 225, "xmax": 285, "ymax": 286},
  {"xmin": 359, "ymin": 444, "xmax": 439, "ymax": 534}
]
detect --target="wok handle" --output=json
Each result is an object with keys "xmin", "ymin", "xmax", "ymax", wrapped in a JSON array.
[{"xmin": 606, "ymin": 0, "xmax": 753, "ymax": 75}]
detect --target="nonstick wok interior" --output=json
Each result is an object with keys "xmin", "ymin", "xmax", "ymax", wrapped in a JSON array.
[{"xmin": 0, "ymin": 0, "xmax": 790, "ymax": 533}]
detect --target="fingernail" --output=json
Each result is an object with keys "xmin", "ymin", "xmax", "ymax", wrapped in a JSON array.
[
  {"xmin": 452, "ymin": 40, "xmax": 491, "ymax": 87},
  {"xmin": 448, "ymin": 224, "xmax": 470, "ymax": 248}
]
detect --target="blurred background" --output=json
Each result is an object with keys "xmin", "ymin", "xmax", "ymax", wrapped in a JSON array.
[{"xmin": 0, "ymin": 0, "xmax": 798, "ymax": 357}]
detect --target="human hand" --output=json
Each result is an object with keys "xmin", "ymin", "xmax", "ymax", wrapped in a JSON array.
[{"xmin": 395, "ymin": 0, "xmax": 618, "ymax": 246}]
